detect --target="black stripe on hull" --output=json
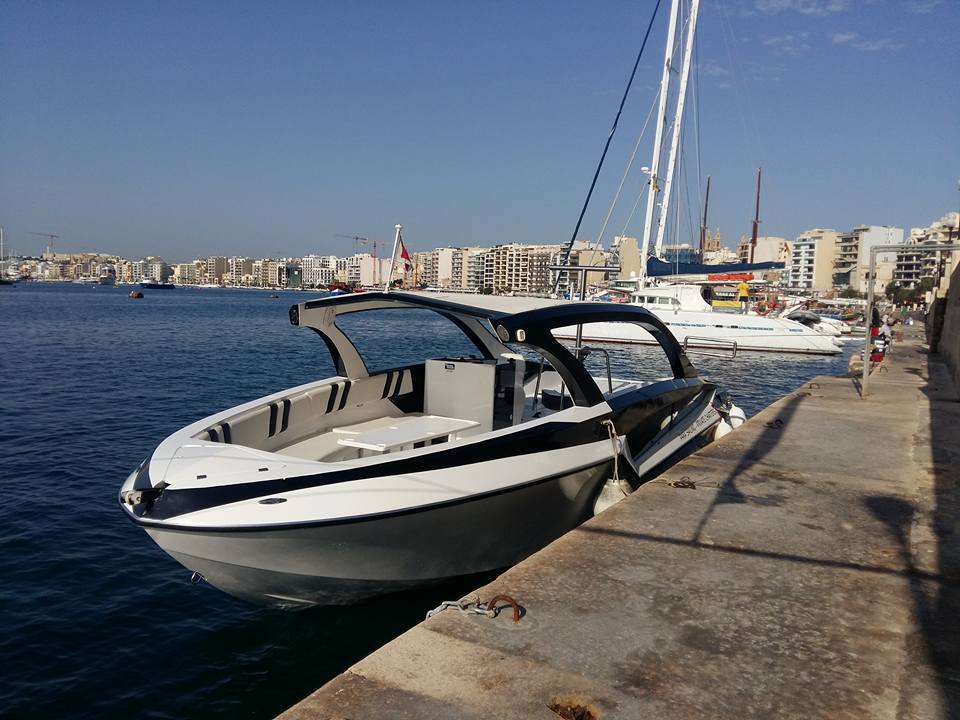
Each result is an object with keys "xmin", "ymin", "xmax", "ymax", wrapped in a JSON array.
[{"xmin": 128, "ymin": 457, "xmax": 613, "ymax": 534}]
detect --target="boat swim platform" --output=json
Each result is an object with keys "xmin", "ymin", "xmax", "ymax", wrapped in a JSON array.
[{"xmin": 278, "ymin": 327, "xmax": 960, "ymax": 720}]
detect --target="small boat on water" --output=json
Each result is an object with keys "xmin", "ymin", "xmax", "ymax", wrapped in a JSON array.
[
  {"xmin": 119, "ymin": 291, "xmax": 743, "ymax": 608},
  {"xmin": 140, "ymin": 281, "xmax": 176, "ymax": 290}
]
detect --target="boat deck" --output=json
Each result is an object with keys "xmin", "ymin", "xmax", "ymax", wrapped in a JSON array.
[{"xmin": 278, "ymin": 327, "xmax": 960, "ymax": 719}]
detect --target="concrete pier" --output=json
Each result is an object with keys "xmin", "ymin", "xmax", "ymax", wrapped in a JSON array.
[{"xmin": 279, "ymin": 328, "xmax": 960, "ymax": 720}]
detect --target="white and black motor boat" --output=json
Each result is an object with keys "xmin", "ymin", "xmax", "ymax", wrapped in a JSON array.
[{"xmin": 119, "ymin": 292, "xmax": 743, "ymax": 608}]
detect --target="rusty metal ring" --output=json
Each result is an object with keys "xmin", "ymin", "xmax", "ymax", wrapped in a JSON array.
[{"xmin": 485, "ymin": 594, "xmax": 521, "ymax": 623}]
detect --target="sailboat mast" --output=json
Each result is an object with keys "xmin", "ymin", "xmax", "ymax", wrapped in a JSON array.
[
  {"xmin": 750, "ymin": 167, "xmax": 762, "ymax": 263},
  {"xmin": 653, "ymin": 0, "xmax": 701, "ymax": 259},
  {"xmin": 700, "ymin": 175, "xmax": 711, "ymax": 259},
  {"xmin": 638, "ymin": 0, "xmax": 681, "ymax": 283}
]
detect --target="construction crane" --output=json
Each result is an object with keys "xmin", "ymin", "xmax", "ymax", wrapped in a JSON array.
[
  {"xmin": 335, "ymin": 233, "xmax": 382, "ymax": 285},
  {"xmin": 334, "ymin": 234, "xmax": 379, "ymax": 257},
  {"xmin": 29, "ymin": 231, "xmax": 61, "ymax": 256}
]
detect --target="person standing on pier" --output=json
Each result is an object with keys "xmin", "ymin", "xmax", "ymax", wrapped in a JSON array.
[{"xmin": 737, "ymin": 280, "xmax": 750, "ymax": 314}]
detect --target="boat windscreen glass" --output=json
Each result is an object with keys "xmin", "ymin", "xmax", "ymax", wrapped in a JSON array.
[{"xmin": 335, "ymin": 308, "xmax": 486, "ymax": 372}]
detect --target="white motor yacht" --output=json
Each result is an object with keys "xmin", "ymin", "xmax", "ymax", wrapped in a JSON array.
[
  {"xmin": 553, "ymin": 285, "xmax": 843, "ymax": 355},
  {"xmin": 119, "ymin": 292, "xmax": 743, "ymax": 608}
]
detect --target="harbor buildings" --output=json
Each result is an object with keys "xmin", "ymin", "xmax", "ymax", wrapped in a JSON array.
[{"xmin": 10, "ymin": 212, "xmax": 952, "ymax": 297}]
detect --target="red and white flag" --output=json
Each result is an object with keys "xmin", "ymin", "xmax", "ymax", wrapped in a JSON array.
[{"xmin": 399, "ymin": 236, "xmax": 413, "ymax": 272}]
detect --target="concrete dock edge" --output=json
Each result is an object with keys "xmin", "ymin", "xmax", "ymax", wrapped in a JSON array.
[{"xmin": 279, "ymin": 328, "xmax": 960, "ymax": 720}]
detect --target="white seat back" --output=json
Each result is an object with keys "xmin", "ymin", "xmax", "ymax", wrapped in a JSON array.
[{"xmin": 424, "ymin": 359, "xmax": 494, "ymax": 435}]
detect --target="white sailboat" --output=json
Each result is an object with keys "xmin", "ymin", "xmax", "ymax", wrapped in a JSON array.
[
  {"xmin": 426, "ymin": 0, "xmax": 841, "ymax": 355},
  {"xmin": 550, "ymin": 0, "xmax": 840, "ymax": 356}
]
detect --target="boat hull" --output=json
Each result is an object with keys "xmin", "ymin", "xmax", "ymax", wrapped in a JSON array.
[
  {"xmin": 145, "ymin": 460, "xmax": 610, "ymax": 608},
  {"xmin": 555, "ymin": 314, "xmax": 842, "ymax": 355}
]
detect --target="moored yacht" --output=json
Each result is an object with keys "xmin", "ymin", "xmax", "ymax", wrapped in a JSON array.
[
  {"xmin": 119, "ymin": 291, "xmax": 743, "ymax": 608},
  {"xmin": 556, "ymin": 284, "xmax": 844, "ymax": 355}
]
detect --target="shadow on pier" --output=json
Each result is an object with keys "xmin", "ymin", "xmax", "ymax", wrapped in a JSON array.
[{"xmin": 865, "ymin": 348, "xmax": 960, "ymax": 717}]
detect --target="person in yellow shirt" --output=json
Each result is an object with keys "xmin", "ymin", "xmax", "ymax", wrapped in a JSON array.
[{"xmin": 736, "ymin": 280, "xmax": 750, "ymax": 314}]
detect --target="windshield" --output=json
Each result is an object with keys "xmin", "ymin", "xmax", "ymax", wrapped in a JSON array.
[{"xmin": 335, "ymin": 308, "xmax": 485, "ymax": 372}]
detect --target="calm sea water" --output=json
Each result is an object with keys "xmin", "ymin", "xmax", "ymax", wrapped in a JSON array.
[{"xmin": 0, "ymin": 283, "xmax": 857, "ymax": 719}]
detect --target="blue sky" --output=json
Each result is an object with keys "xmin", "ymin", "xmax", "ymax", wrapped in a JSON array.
[{"xmin": 1, "ymin": 0, "xmax": 957, "ymax": 261}]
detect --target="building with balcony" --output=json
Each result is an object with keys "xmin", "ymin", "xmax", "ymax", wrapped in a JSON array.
[
  {"xmin": 205, "ymin": 256, "xmax": 228, "ymax": 285},
  {"xmin": 301, "ymin": 255, "xmax": 338, "ymax": 287},
  {"xmin": 474, "ymin": 243, "xmax": 561, "ymax": 294},
  {"xmin": 172, "ymin": 262, "xmax": 199, "ymax": 285},
  {"xmin": 787, "ymin": 229, "xmax": 837, "ymax": 292},
  {"xmin": 894, "ymin": 212, "xmax": 959, "ymax": 289},
  {"xmin": 228, "ymin": 257, "xmax": 253, "ymax": 285},
  {"xmin": 253, "ymin": 259, "xmax": 285, "ymax": 287},
  {"xmin": 831, "ymin": 225, "xmax": 903, "ymax": 294}
]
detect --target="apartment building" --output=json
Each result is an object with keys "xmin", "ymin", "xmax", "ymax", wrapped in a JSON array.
[
  {"xmin": 787, "ymin": 229, "xmax": 838, "ymax": 292},
  {"xmin": 611, "ymin": 235, "xmax": 642, "ymax": 280},
  {"xmin": 832, "ymin": 225, "xmax": 902, "ymax": 293},
  {"xmin": 253, "ymin": 259, "xmax": 285, "ymax": 288},
  {"xmin": 300, "ymin": 255, "xmax": 338, "ymax": 287},
  {"xmin": 172, "ymin": 262, "xmax": 199, "ymax": 285},
  {"xmin": 228, "ymin": 257, "xmax": 253, "ymax": 285},
  {"xmin": 477, "ymin": 243, "xmax": 561, "ymax": 294},
  {"xmin": 736, "ymin": 236, "xmax": 792, "ymax": 265},
  {"xmin": 346, "ymin": 253, "xmax": 391, "ymax": 286},
  {"xmin": 894, "ymin": 212, "xmax": 959, "ymax": 288},
  {"xmin": 205, "ymin": 256, "xmax": 229, "ymax": 285}
]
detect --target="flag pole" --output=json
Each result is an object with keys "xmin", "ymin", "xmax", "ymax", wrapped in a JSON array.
[{"xmin": 384, "ymin": 224, "xmax": 402, "ymax": 292}]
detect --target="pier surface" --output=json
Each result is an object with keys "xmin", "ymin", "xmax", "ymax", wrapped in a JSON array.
[{"xmin": 280, "ymin": 329, "xmax": 960, "ymax": 720}]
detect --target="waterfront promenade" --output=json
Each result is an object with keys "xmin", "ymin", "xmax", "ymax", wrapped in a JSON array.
[{"xmin": 279, "ymin": 327, "xmax": 960, "ymax": 719}]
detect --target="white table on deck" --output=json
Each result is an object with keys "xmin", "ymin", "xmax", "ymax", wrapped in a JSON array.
[{"xmin": 335, "ymin": 415, "xmax": 479, "ymax": 454}]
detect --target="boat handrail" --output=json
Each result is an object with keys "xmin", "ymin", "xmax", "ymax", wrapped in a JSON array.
[{"xmin": 574, "ymin": 346, "xmax": 614, "ymax": 393}]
